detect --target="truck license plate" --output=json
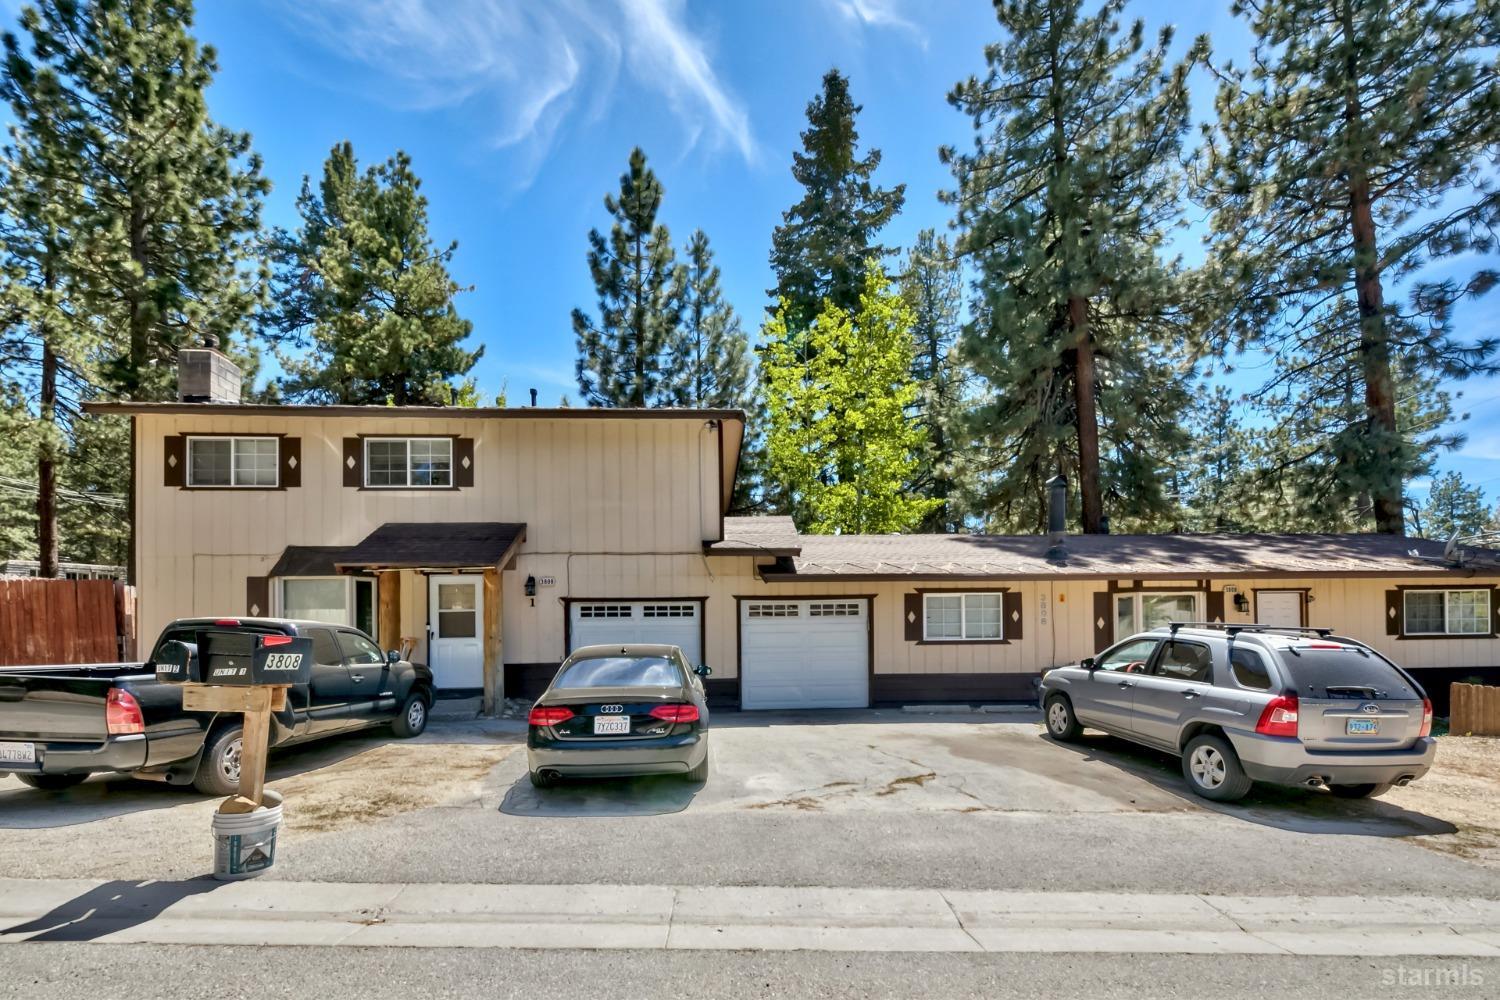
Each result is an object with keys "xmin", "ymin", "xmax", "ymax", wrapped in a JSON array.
[
  {"xmin": 593, "ymin": 715, "xmax": 630, "ymax": 735},
  {"xmin": 1346, "ymin": 719, "xmax": 1379, "ymax": 735},
  {"xmin": 0, "ymin": 742, "xmax": 37, "ymax": 766}
]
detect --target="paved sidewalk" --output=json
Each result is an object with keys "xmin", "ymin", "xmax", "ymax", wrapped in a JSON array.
[{"xmin": 2, "ymin": 880, "xmax": 1498, "ymax": 956}]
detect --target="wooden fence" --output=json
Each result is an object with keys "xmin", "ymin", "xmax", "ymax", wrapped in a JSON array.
[
  {"xmin": 1449, "ymin": 682, "xmax": 1500, "ymax": 738},
  {"xmin": 0, "ymin": 577, "xmax": 136, "ymax": 666}
]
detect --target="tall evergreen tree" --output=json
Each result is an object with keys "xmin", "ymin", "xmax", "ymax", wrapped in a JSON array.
[
  {"xmin": 1416, "ymin": 471, "xmax": 1487, "ymax": 540},
  {"xmin": 760, "ymin": 267, "xmax": 941, "ymax": 534},
  {"xmin": 573, "ymin": 148, "xmax": 685, "ymax": 407},
  {"xmin": 670, "ymin": 230, "xmax": 751, "ymax": 408},
  {"xmin": 945, "ymin": 0, "xmax": 1205, "ymax": 534},
  {"xmin": 768, "ymin": 69, "xmax": 906, "ymax": 333},
  {"xmin": 1199, "ymin": 0, "xmax": 1500, "ymax": 535},
  {"xmin": 271, "ymin": 143, "xmax": 480, "ymax": 405},
  {"xmin": 899, "ymin": 230, "xmax": 968, "ymax": 532}
]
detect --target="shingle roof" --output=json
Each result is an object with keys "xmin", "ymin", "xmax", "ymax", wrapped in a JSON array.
[
  {"xmin": 705, "ymin": 516, "xmax": 803, "ymax": 556},
  {"xmin": 267, "ymin": 546, "xmax": 350, "ymax": 578},
  {"xmin": 745, "ymin": 529, "xmax": 1500, "ymax": 579},
  {"xmin": 335, "ymin": 522, "xmax": 527, "ymax": 571}
]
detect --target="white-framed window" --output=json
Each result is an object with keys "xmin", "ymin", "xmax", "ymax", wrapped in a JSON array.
[
  {"xmin": 279, "ymin": 576, "xmax": 378, "ymax": 637},
  {"xmin": 1403, "ymin": 589, "xmax": 1491, "ymax": 636},
  {"xmin": 923, "ymin": 592, "xmax": 1003, "ymax": 641},
  {"xmin": 1115, "ymin": 592, "xmax": 1200, "ymax": 636},
  {"xmin": 364, "ymin": 437, "xmax": 453, "ymax": 488},
  {"xmin": 187, "ymin": 436, "xmax": 278, "ymax": 487}
]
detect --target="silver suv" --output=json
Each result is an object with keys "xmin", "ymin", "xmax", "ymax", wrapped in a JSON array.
[{"xmin": 1038, "ymin": 624, "xmax": 1436, "ymax": 802}]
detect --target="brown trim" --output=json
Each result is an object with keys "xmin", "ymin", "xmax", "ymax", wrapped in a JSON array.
[
  {"xmin": 246, "ymin": 576, "xmax": 270, "ymax": 617},
  {"xmin": 129, "ymin": 416, "xmax": 138, "ymax": 586},
  {"xmin": 173, "ymin": 432, "xmax": 291, "ymax": 492},
  {"xmin": 560, "ymin": 597, "xmax": 709, "ymax": 661},
  {"xmin": 1106, "ymin": 579, "xmax": 1210, "ymax": 593},
  {"xmin": 757, "ymin": 569, "xmax": 1500, "ymax": 582},
  {"xmin": 503, "ymin": 662, "xmax": 562, "ymax": 700},
  {"xmin": 355, "ymin": 433, "xmax": 464, "ymax": 492},
  {"xmin": 733, "ymin": 594, "xmax": 878, "ymax": 711},
  {"xmin": 913, "ymin": 585, "xmax": 1012, "ymax": 593},
  {"xmin": 454, "ymin": 436, "xmax": 475, "ymax": 489},
  {"xmin": 280, "ymin": 437, "xmax": 301, "ymax": 489},
  {"xmin": 1251, "ymin": 587, "xmax": 1310, "ymax": 627},
  {"xmin": 1092, "ymin": 591, "xmax": 1113, "ymax": 652},
  {"xmin": 713, "ymin": 419, "xmax": 725, "ymax": 539},
  {"xmin": 87, "ymin": 402, "xmax": 747, "ymax": 421},
  {"xmin": 1389, "ymin": 584, "xmax": 1500, "ymax": 640},
  {"xmin": 910, "ymin": 588, "xmax": 1015, "ymax": 645},
  {"xmin": 871, "ymin": 672, "xmax": 1040, "ymax": 705}
]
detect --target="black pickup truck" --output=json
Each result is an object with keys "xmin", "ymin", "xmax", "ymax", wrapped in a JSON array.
[{"xmin": 0, "ymin": 618, "xmax": 434, "ymax": 795}]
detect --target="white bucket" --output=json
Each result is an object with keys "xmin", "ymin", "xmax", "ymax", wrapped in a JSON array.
[{"xmin": 211, "ymin": 790, "xmax": 283, "ymax": 881}]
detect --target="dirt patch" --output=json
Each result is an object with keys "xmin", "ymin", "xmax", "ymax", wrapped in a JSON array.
[
  {"xmin": 1383, "ymin": 735, "xmax": 1500, "ymax": 868},
  {"xmin": 876, "ymin": 772, "xmax": 937, "ymax": 796},
  {"xmin": 747, "ymin": 795, "xmax": 825, "ymax": 811},
  {"xmin": 271, "ymin": 742, "xmax": 513, "ymax": 835}
]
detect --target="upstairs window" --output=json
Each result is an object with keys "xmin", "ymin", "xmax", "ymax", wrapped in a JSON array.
[
  {"xmin": 365, "ymin": 437, "xmax": 452, "ymax": 488},
  {"xmin": 187, "ymin": 436, "xmax": 277, "ymax": 487}
]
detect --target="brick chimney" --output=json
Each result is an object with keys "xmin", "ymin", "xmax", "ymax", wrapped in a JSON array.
[{"xmin": 177, "ymin": 335, "xmax": 243, "ymax": 403}]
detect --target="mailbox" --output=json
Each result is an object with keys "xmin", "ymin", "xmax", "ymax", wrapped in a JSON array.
[
  {"xmin": 195, "ymin": 630, "xmax": 313, "ymax": 686},
  {"xmin": 153, "ymin": 639, "xmax": 201, "ymax": 683}
]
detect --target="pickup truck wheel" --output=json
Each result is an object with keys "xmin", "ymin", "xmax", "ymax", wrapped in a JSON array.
[
  {"xmin": 193, "ymin": 725, "xmax": 243, "ymax": 796},
  {"xmin": 1181, "ymin": 734, "xmax": 1254, "ymax": 802},
  {"xmin": 1329, "ymin": 782, "xmax": 1393, "ymax": 799},
  {"xmin": 391, "ymin": 691, "xmax": 429, "ymax": 738},
  {"xmin": 1044, "ymin": 695, "xmax": 1083, "ymax": 741},
  {"xmin": 16, "ymin": 773, "xmax": 87, "ymax": 791}
]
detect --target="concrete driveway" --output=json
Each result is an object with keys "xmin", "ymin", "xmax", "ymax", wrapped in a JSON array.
[{"xmin": 1, "ymin": 711, "xmax": 1497, "ymax": 898}]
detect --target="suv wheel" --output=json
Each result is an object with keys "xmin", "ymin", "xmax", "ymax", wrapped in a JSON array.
[
  {"xmin": 1181, "ymin": 734, "xmax": 1253, "ymax": 802},
  {"xmin": 1044, "ymin": 695, "xmax": 1083, "ymax": 741},
  {"xmin": 1329, "ymin": 782, "xmax": 1392, "ymax": 799}
]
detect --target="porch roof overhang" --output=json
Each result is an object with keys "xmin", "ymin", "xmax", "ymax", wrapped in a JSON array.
[
  {"xmin": 331, "ymin": 522, "xmax": 527, "ymax": 573},
  {"xmin": 267, "ymin": 545, "xmax": 350, "ymax": 578}
]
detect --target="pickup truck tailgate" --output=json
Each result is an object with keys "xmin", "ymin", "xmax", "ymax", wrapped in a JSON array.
[{"xmin": 0, "ymin": 666, "xmax": 135, "ymax": 742}]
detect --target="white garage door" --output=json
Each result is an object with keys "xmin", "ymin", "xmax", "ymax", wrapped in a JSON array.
[
  {"xmin": 740, "ymin": 600, "xmax": 869, "ymax": 710},
  {"xmin": 568, "ymin": 601, "xmax": 702, "ymax": 665}
]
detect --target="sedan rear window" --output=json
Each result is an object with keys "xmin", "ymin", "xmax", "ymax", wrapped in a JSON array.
[
  {"xmin": 553, "ymin": 656, "xmax": 683, "ymax": 689},
  {"xmin": 1274, "ymin": 646, "xmax": 1419, "ymax": 700}
]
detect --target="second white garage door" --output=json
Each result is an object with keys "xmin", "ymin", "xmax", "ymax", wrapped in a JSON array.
[
  {"xmin": 740, "ymin": 599, "xmax": 869, "ymax": 709},
  {"xmin": 568, "ymin": 601, "xmax": 702, "ymax": 666}
]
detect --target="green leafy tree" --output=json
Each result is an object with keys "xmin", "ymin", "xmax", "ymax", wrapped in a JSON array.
[
  {"xmin": 1415, "ymin": 471, "xmax": 1488, "ymax": 540},
  {"xmin": 899, "ymin": 230, "xmax": 969, "ymax": 532},
  {"xmin": 760, "ymin": 268, "xmax": 941, "ymax": 533},
  {"xmin": 945, "ymin": 0, "xmax": 1205, "ymax": 534},
  {"xmin": 1199, "ymin": 0, "xmax": 1500, "ymax": 535},
  {"xmin": 670, "ymin": 230, "xmax": 751, "ymax": 408},
  {"xmin": 272, "ymin": 143, "xmax": 480, "ymax": 405},
  {"xmin": 768, "ymin": 69, "xmax": 906, "ymax": 334},
  {"xmin": 573, "ymin": 148, "xmax": 685, "ymax": 407}
]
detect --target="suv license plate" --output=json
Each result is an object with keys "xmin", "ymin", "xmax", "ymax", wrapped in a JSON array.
[
  {"xmin": 0, "ymin": 741, "xmax": 37, "ymax": 766},
  {"xmin": 594, "ymin": 715, "xmax": 630, "ymax": 735},
  {"xmin": 1346, "ymin": 719, "xmax": 1379, "ymax": 735}
]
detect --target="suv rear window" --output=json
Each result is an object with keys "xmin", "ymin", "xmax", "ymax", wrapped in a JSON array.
[
  {"xmin": 1272, "ymin": 646, "xmax": 1419, "ymax": 700},
  {"xmin": 553, "ymin": 656, "xmax": 683, "ymax": 689}
]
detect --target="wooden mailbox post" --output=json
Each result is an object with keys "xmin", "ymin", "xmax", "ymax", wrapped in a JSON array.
[{"xmin": 181, "ymin": 682, "xmax": 290, "ymax": 811}]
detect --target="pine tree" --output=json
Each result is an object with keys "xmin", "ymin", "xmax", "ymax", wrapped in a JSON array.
[
  {"xmin": 1418, "ymin": 471, "xmax": 1488, "ymax": 540},
  {"xmin": 271, "ymin": 143, "xmax": 481, "ymax": 405},
  {"xmin": 760, "ymin": 267, "xmax": 941, "ymax": 534},
  {"xmin": 670, "ymin": 230, "xmax": 751, "ymax": 408},
  {"xmin": 768, "ymin": 69, "xmax": 905, "ymax": 333},
  {"xmin": 899, "ymin": 230, "xmax": 968, "ymax": 532},
  {"xmin": 573, "ymin": 148, "xmax": 685, "ymax": 407},
  {"xmin": 1199, "ymin": 0, "xmax": 1500, "ymax": 535},
  {"xmin": 1172, "ymin": 387, "xmax": 1259, "ymax": 532},
  {"xmin": 944, "ymin": 0, "xmax": 1205, "ymax": 534}
]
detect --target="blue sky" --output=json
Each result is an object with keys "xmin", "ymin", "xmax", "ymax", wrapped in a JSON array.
[{"xmin": 11, "ymin": 0, "xmax": 1499, "ymax": 504}]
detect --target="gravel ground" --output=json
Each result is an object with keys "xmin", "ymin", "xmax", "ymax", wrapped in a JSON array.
[{"xmin": 1384, "ymin": 736, "xmax": 1500, "ymax": 869}]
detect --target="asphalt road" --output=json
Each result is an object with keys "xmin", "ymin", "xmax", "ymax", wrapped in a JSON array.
[{"xmin": 5, "ymin": 944, "xmax": 1490, "ymax": 1000}]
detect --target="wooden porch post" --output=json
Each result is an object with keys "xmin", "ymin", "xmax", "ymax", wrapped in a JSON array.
[
  {"xmin": 482, "ymin": 567, "xmax": 504, "ymax": 716},
  {"xmin": 378, "ymin": 570, "xmax": 401, "ymax": 654}
]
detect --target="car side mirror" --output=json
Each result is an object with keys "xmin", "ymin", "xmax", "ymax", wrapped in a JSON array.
[
  {"xmin": 387, "ymin": 649, "xmax": 400, "ymax": 664},
  {"xmin": 695, "ymin": 664, "xmax": 712, "ymax": 678},
  {"xmin": 1081, "ymin": 656, "xmax": 1096, "ymax": 671}
]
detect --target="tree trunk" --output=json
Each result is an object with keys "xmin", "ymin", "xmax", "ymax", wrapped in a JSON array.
[
  {"xmin": 127, "ymin": 194, "xmax": 150, "ymax": 399},
  {"xmin": 1070, "ymin": 295, "xmax": 1103, "ymax": 533},
  {"xmin": 37, "ymin": 335, "xmax": 59, "ymax": 578}
]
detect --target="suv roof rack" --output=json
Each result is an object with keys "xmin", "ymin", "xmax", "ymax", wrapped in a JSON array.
[{"xmin": 1164, "ymin": 622, "xmax": 1336, "ymax": 638}]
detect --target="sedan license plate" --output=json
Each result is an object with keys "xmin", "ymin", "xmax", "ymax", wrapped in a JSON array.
[
  {"xmin": 0, "ymin": 741, "xmax": 37, "ymax": 766},
  {"xmin": 1346, "ymin": 718, "xmax": 1379, "ymax": 735},
  {"xmin": 593, "ymin": 715, "xmax": 630, "ymax": 736}
]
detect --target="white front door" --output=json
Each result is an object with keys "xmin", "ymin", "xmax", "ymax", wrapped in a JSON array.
[
  {"xmin": 429, "ymin": 574, "xmax": 484, "ymax": 689},
  {"xmin": 740, "ymin": 599, "xmax": 869, "ymax": 710},
  {"xmin": 1256, "ymin": 590, "xmax": 1304, "ymax": 629},
  {"xmin": 567, "ymin": 601, "xmax": 702, "ymax": 665}
]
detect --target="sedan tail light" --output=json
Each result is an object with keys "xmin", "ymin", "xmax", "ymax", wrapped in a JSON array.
[
  {"xmin": 106, "ymin": 689, "xmax": 145, "ymax": 736},
  {"xmin": 527, "ymin": 705, "xmax": 575, "ymax": 727},
  {"xmin": 649, "ymin": 704, "xmax": 700, "ymax": 723},
  {"xmin": 1418, "ymin": 698, "xmax": 1433, "ymax": 738},
  {"xmin": 1255, "ymin": 695, "xmax": 1299, "ymax": 738}
]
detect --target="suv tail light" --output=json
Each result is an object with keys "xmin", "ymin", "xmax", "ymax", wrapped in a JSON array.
[
  {"xmin": 1418, "ymin": 698, "xmax": 1433, "ymax": 738},
  {"xmin": 106, "ymin": 689, "xmax": 145, "ymax": 736},
  {"xmin": 1255, "ymin": 694, "xmax": 1299, "ymax": 738},
  {"xmin": 649, "ymin": 704, "xmax": 700, "ymax": 723},
  {"xmin": 527, "ymin": 706, "xmax": 575, "ymax": 727}
]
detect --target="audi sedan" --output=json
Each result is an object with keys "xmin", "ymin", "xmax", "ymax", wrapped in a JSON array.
[{"xmin": 526, "ymin": 643, "xmax": 711, "ymax": 788}]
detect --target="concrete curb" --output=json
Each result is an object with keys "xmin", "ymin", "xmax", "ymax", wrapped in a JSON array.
[{"xmin": 3, "ymin": 880, "xmax": 1498, "ymax": 956}]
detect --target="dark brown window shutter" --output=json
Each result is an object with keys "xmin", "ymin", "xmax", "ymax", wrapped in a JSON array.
[
  {"xmin": 1385, "ymin": 590, "xmax": 1401, "ymax": 635},
  {"xmin": 1205, "ymin": 591, "xmax": 1224, "ymax": 624},
  {"xmin": 903, "ymin": 593, "xmax": 922, "ymax": 641},
  {"xmin": 1002, "ymin": 591, "xmax": 1023, "ymax": 641},
  {"xmin": 164, "ymin": 435, "xmax": 186, "ymax": 487},
  {"xmin": 342, "ymin": 438, "xmax": 362, "ymax": 488},
  {"xmin": 1092, "ymin": 591, "xmax": 1113, "ymax": 652},
  {"xmin": 247, "ymin": 576, "xmax": 270, "ymax": 618},
  {"xmin": 454, "ymin": 437, "xmax": 475, "ymax": 487},
  {"xmin": 280, "ymin": 437, "xmax": 301, "ymax": 489}
]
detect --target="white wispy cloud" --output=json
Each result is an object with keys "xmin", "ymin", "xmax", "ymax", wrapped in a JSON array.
[
  {"xmin": 272, "ymin": 0, "xmax": 755, "ymax": 166},
  {"xmin": 825, "ymin": 0, "xmax": 923, "ymax": 41}
]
